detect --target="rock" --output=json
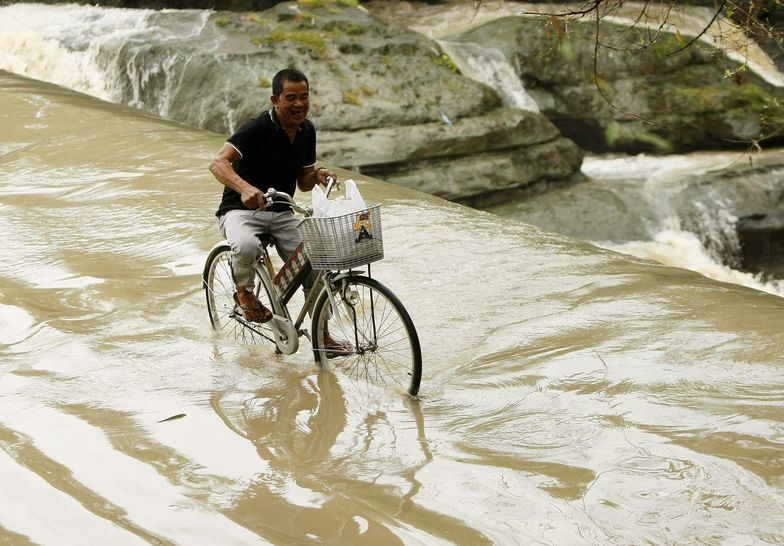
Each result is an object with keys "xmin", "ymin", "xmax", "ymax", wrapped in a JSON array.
[
  {"xmin": 737, "ymin": 213, "xmax": 784, "ymax": 278},
  {"xmin": 443, "ymin": 11, "xmax": 784, "ymax": 154},
  {"xmin": 673, "ymin": 151, "xmax": 784, "ymax": 277},
  {"xmin": 98, "ymin": 1, "xmax": 583, "ymax": 203},
  {"xmin": 318, "ymin": 107, "xmax": 561, "ymax": 167},
  {"xmin": 373, "ymin": 136, "xmax": 585, "ymax": 206}
]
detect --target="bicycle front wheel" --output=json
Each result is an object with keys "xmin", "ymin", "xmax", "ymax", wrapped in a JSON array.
[
  {"xmin": 203, "ymin": 244, "xmax": 276, "ymax": 346},
  {"xmin": 312, "ymin": 276, "xmax": 422, "ymax": 396}
]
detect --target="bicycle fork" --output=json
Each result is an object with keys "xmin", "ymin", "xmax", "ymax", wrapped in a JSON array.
[{"xmin": 322, "ymin": 274, "xmax": 378, "ymax": 354}]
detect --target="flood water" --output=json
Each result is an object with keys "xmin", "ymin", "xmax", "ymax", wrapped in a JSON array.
[{"xmin": 2, "ymin": 69, "xmax": 784, "ymax": 545}]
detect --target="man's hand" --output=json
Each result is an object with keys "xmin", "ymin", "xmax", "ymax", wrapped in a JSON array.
[
  {"xmin": 315, "ymin": 166, "xmax": 337, "ymax": 187},
  {"xmin": 240, "ymin": 186, "xmax": 265, "ymax": 210},
  {"xmin": 298, "ymin": 165, "xmax": 337, "ymax": 192}
]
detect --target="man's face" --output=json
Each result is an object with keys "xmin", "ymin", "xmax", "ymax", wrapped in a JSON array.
[{"xmin": 271, "ymin": 79, "xmax": 309, "ymax": 128}]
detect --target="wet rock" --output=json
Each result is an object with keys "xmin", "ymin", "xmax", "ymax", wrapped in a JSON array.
[
  {"xmin": 99, "ymin": 1, "xmax": 583, "ymax": 203},
  {"xmin": 673, "ymin": 152, "xmax": 784, "ymax": 278},
  {"xmin": 448, "ymin": 14, "xmax": 784, "ymax": 155},
  {"xmin": 737, "ymin": 213, "xmax": 784, "ymax": 278}
]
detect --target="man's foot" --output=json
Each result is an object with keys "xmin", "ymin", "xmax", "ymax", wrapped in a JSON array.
[
  {"xmin": 233, "ymin": 288, "xmax": 273, "ymax": 323},
  {"xmin": 322, "ymin": 330, "xmax": 354, "ymax": 359}
]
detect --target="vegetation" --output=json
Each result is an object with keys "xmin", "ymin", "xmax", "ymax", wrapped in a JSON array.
[
  {"xmin": 297, "ymin": 0, "xmax": 358, "ymax": 8},
  {"xmin": 433, "ymin": 52, "xmax": 460, "ymax": 73}
]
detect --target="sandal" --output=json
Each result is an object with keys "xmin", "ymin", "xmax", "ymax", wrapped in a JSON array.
[
  {"xmin": 233, "ymin": 292, "xmax": 273, "ymax": 323},
  {"xmin": 322, "ymin": 335, "xmax": 354, "ymax": 359}
]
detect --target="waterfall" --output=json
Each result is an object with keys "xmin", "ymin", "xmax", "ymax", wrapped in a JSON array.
[
  {"xmin": 582, "ymin": 154, "xmax": 784, "ymax": 297},
  {"xmin": 0, "ymin": 3, "xmax": 216, "ymax": 118},
  {"xmin": 439, "ymin": 40, "xmax": 540, "ymax": 112}
]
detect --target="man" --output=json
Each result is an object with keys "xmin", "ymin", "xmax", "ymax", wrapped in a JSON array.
[{"xmin": 209, "ymin": 68, "xmax": 336, "ymax": 323}]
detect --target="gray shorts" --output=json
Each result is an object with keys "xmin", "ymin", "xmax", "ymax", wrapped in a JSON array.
[{"xmin": 217, "ymin": 209, "xmax": 309, "ymax": 289}]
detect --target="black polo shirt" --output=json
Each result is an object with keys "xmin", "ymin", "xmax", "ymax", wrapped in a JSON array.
[{"xmin": 216, "ymin": 109, "xmax": 316, "ymax": 215}]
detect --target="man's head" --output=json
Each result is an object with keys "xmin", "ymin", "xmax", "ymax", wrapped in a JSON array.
[
  {"xmin": 272, "ymin": 69, "xmax": 308, "ymax": 97},
  {"xmin": 271, "ymin": 69, "xmax": 310, "ymax": 129}
]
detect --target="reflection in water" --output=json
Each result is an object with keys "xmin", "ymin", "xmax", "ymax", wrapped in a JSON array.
[
  {"xmin": 210, "ymin": 370, "xmax": 467, "ymax": 544},
  {"xmin": 1, "ymin": 71, "xmax": 783, "ymax": 544}
]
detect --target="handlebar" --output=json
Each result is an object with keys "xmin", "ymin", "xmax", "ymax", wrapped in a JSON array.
[
  {"xmin": 261, "ymin": 176, "xmax": 339, "ymax": 217},
  {"xmin": 323, "ymin": 176, "xmax": 339, "ymax": 197}
]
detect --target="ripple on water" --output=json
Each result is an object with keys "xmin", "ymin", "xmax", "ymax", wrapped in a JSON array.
[{"xmin": 0, "ymin": 303, "xmax": 36, "ymax": 345}]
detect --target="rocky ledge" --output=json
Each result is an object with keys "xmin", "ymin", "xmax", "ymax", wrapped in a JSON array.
[
  {"xmin": 87, "ymin": 0, "xmax": 784, "ymax": 208},
  {"xmin": 99, "ymin": 0, "xmax": 587, "ymax": 205}
]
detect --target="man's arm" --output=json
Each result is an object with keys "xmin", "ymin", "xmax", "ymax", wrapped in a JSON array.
[
  {"xmin": 209, "ymin": 143, "xmax": 265, "ymax": 209},
  {"xmin": 298, "ymin": 164, "xmax": 337, "ymax": 192}
]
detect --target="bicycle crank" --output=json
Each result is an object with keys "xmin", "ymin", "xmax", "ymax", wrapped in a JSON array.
[{"xmin": 269, "ymin": 314, "xmax": 300, "ymax": 355}]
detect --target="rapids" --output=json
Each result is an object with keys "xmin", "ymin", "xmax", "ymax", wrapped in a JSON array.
[{"xmin": 1, "ymin": 68, "xmax": 783, "ymax": 545}]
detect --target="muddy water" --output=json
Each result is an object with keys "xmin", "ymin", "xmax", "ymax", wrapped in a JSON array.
[{"xmin": 1, "ymin": 71, "xmax": 783, "ymax": 545}]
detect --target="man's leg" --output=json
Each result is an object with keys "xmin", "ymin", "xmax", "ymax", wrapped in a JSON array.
[
  {"xmin": 218, "ymin": 210, "xmax": 273, "ymax": 323},
  {"xmin": 269, "ymin": 212, "xmax": 319, "ymax": 291},
  {"xmin": 270, "ymin": 212, "xmax": 351, "ymax": 355}
]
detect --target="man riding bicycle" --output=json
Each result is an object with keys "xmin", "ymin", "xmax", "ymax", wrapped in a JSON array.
[{"xmin": 208, "ymin": 68, "xmax": 340, "ymax": 339}]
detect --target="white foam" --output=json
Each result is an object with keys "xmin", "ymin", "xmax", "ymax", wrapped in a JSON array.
[{"xmin": 599, "ymin": 227, "xmax": 784, "ymax": 297}]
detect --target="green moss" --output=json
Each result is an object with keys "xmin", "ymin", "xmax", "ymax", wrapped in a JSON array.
[
  {"xmin": 247, "ymin": 13, "xmax": 268, "ymax": 25},
  {"xmin": 636, "ymin": 132, "xmax": 674, "ymax": 153},
  {"xmin": 297, "ymin": 0, "xmax": 357, "ymax": 7},
  {"xmin": 214, "ymin": 16, "xmax": 230, "ymax": 28},
  {"xmin": 342, "ymin": 89, "xmax": 361, "ymax": 106},
  {"xmin": 731, "ymin": 81, "xmax": 780, "ymax": 109},
  {"xmin": 434, "ymin": 53, "xmax": 459, "ymax": 74},
  {"xmin": 604, "ymin": 122, "xmax": 673, "ymax": 153},
  {"xmin": 325, "ymin": 20, "xmax": 364, "ymax": 35},
  {"xmin": 257, "ymin": 76, "xmax": 271, "ymax": 89},
  {"xmin": 649, "ymin": 33, "xmax": 680, "ymax": 58},
  {"xmin": 604, "ymin": 121, "xmax": 622, "ymax": 147},
  {"xmin": 660, "ymin": 79, "xmax": 779, "ymax": 116},
  {"xmin": 558, "ymin": 38, "xmax": 577, "ymax": 63},
  {"xmin": 267, "ymin": 29, "xmax": 327, "ymax": 58}
]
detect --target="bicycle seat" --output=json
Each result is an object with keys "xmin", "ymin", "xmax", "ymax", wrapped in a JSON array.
[{"xmin": 256, "ymin": 233, "xmax": 276, "ymax": 248}]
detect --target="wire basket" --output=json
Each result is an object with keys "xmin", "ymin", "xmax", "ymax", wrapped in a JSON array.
[{"xmin": 298, "ymin": 205, "xmax": 384, "ymax": 270}]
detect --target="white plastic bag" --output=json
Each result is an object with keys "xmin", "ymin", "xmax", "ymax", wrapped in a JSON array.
[
  {"xmin": 311, "ymin": 184, "xmax": 330, "ymax": 217},
  {"xmin": 311, "ymin": 179, "xmax": 368, "ymax": 217}
]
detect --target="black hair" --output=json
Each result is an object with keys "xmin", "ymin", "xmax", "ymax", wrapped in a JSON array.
[{"xmin": 272, "ymin": 69, "xmax": 309, "ymax": 96}]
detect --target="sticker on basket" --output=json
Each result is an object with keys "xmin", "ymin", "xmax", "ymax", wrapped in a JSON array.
[{"xmin": 353, "ymin": 211, "xmax": 374, "ymax": 243}]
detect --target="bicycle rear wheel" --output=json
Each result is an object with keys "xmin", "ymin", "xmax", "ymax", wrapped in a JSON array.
[
  {"xmin": 311, "ymin": 275, "xmax": 422, "ymax": 396},
  {"xmin": 203, "ymin": 244, "xmax": 276, "ymax": 346}
]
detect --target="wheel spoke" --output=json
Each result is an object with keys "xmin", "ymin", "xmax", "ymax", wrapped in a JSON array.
[
  {"xmin": 205, "ymin": 247, "xmax": 276, "ymax": 347},
  {"xmin": 312, "ymin": 276, "xmax": 421, "ymax": 395}
]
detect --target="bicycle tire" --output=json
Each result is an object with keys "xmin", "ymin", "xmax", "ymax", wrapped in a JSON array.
[
  {"xmin": 203, "ymin": 244, "xmax": 276, "ymax": 346},
  {"xmin": 311, "ymin": 275, "xmax": 422, "ymax": 396}
]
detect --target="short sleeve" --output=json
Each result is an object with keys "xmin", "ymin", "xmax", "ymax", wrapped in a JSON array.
[{"xmin": 226, "ymin": 117, "xmax": 262, "ymax": 158}]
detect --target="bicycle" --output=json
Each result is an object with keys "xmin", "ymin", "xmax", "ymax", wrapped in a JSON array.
[{"xmin": 202, "ymin": 179, "xmax": 422, "ymax": 396}]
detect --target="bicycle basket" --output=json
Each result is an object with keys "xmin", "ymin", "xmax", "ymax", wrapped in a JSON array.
[{"xmin": 298, "ymin": 205, "xmax": 384, "ymax": 270}]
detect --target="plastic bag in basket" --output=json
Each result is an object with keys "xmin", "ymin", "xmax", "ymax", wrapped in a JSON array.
[{"xmin": 312, "ymin": 179, "xmax": 368, "ymax": 217}]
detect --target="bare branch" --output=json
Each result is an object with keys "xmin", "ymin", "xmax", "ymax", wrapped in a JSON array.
[{"xmin": 666, "ymin": 0, "xmax": 728, "ymax": 55}]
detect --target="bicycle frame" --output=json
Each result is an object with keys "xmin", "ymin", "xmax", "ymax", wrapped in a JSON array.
[{"xmin": 250, "ymin": 243, "xmax": 366, "ymax": 355}]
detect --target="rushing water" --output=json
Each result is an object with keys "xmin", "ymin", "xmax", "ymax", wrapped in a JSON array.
[
  {"xmin": 2, "ymin": 2, "xmax": 784, "ymax": 543},
  {"xmin": 487, "ymin": 152, "xmax": 784, "ymax": 298},
  {"xmin": 2, "ymin": 68, "xmax": 784, "ymax": 545}
]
